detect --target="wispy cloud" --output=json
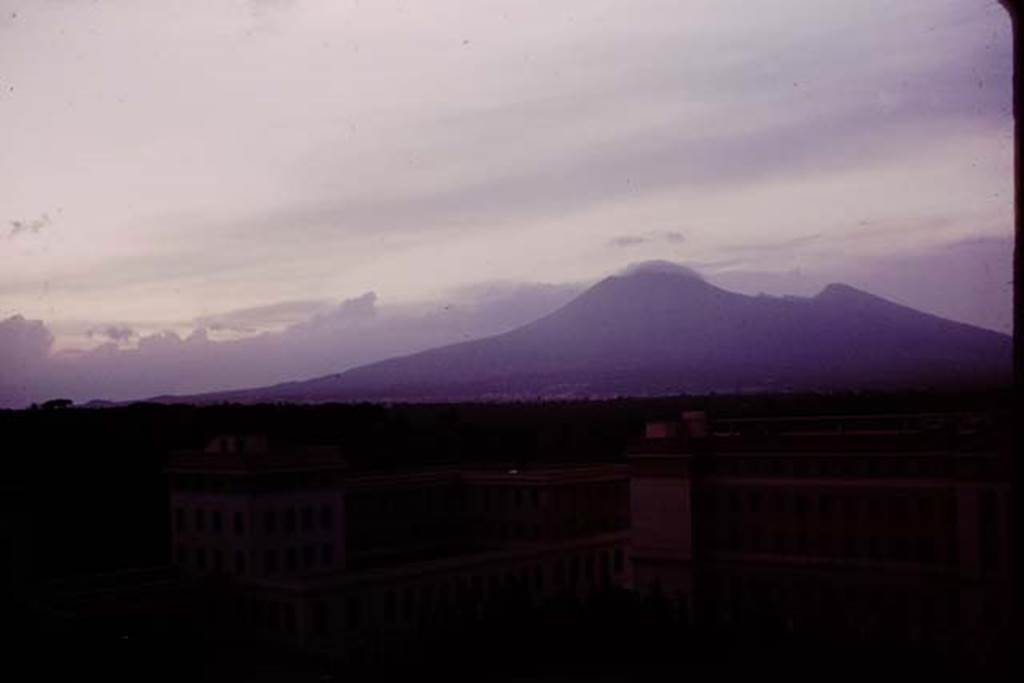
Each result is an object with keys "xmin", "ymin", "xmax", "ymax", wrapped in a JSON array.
[
  {"xmin": 608, "ymin": 230, "xmax": 686, "ymax": 249},
  {"xmin": 8, "ymin": 213, "xmax": 50, "ymax": 239}
]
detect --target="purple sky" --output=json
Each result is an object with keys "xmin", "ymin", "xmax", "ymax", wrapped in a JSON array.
[{"xmin": 0, "ymin": 0, "xmax": 1013, "ymax": 406}]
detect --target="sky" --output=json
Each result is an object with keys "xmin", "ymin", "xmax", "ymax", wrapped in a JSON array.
[{"xmin": 0, "ymin": 0, "xmax": 1014, "ymax": 406}]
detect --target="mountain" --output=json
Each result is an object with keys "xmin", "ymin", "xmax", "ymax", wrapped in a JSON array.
[{"xmin": 153, "ymin": 264, "xmax": 1012, "ymax": 403}]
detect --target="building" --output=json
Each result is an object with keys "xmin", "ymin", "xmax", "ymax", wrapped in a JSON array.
[
  {"xmin": 629, "ymin": 411, "xmax": 1012, "ymax": 659},
  {"xmin": 166, "ymin": 435, "xmax": 630, "ymax": 655}
]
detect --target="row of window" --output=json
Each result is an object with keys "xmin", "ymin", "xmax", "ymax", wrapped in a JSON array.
[
  {"xmin": 345, "ymin": 482, "xmax": 628, "ymax": 520},
  {"xmin": 712, "ymin": 525, "xmax": 956, "ymax": 565},
  {"xmin": 174, "ymin": 504, "xmax": 335, "ymax": 536},
  {"xmin": 175, "ymin": 543, "xmax": 336, "ymax": 575},
  {"xmin": 171, "ymin": 472, "xmax": 339, "ymax": 494},
  {"xmin": 709, "ymin": 455, "xmax": 995, "ymax": 480},
  {"xmin": 707, "ymin": 573, "xmax": 1009, "ymax": 635},
  {"xmin": 473, "ymin": 482, "xmax": 628, "ymax": 512},
  {"xmin": 711, "ymin": 489, "xmax": 957, "ymax": 527},
  {"xmin": 310, "ymin": 546, "xmax": 627, "ymax": 636},
  {"xmin": 263, "ymin": 505, "xmax": 334, "ymax": 534}
]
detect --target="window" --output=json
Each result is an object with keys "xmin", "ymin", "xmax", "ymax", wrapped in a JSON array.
[
  {"xmin": 264, "ymin": 549, "xmax": 279, "ymax": 574},
  {"xmin": 320, "ymin": 505, "xmax": 333, "ymax": 529},
  {"xmin": 321, "ymin": 544, "xmax": 333, "ymax": 565},
  {"xmin": 303, "ymin": 544, "xmax": 315, "ymax": 569},
  {"xmin": 403, "ymin": 588, "xmax": 415, "ymax": 620},
  {"xmin": 301, "ymin": 506, "xmax": 313, "ymax": 530},
  {"xmin": 233, "ymin": 511, "xmax": 244, "ymax": 535},
  {"xmin": 175, "ymin": 507, "xmax": 186, "ymax": 532},
  {"xmin": 819, "ymin": 495, "xmax": 833, "ymax": 518},
  {"xmin": 284, "ymin": 508, "xmax": 297, "ymax": 532},
  {"xmin": 235, "ymin": 550, "xmax": 246, "ymax": 575},
  {"xmin": 312, "ymin": 601, "xmax": 329, "ymax": 637},
  {"xmin": 384, "ymin": 591, "xmax": 397, "ymax": 622},
  {"xmin": 614, "ymin": 548, "xmax": 624, "ymax": 574},
  {"xmin": 283, "ymin": 604, "xmax": 296, "ymax": 634},
  {"xmin": 194, "ymin": 509, "xmax": 206, "ymax": 532},
  {"xmin": 211, "ymin": 510, "xmax": 222, "ymax": 534},
  {"xmin": 286, "ymin": 547, "xmax": 297, "ymax": 572},
  {"xmin": 265, "ymin": 510, "xmax": 277, "ymax": 534},
  {"xmin": 347, "ymin": 597, "xmax": 362, "ymax": 628},
  {"xmin": 980, "ymin": 490, "xmax": 999, "ymax": 571}
]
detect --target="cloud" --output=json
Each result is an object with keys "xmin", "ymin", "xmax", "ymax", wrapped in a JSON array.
[
  {"xmin": 710, "ymin": 235, "xmax": 1013, "ymax": 333},
  {"xmin": 8, "ymin": 213, "xmax": 50, "ymax": 238},
  {"xmin": 195, "ymin": 299, "xmax": 335, "ymax": 334},
  {"xmin": 621, "ymin": 260, "xmax": 704, "ymax": 281},
  {"xmin": 609, "ymin": 236, "xmax": 647, "ymax": 248},
  {"xmin": 0, "ymin": 314, "xmax": 54, "ymax": 367},
  {"xmin": 0, "ymin": 280, "xmax": 581, "ymax": 406},
  {"xmin": 87, "ymin": 325, "xmax": 135, "ymax": 343},
  {"xmin": 608, "ymin": 231, "xmax": 686, "ymax": 248}
]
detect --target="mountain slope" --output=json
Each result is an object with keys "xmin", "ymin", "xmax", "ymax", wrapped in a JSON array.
[{"xmin": 157, "ymin": 266, "xmax": 1011, "ymax": 403}]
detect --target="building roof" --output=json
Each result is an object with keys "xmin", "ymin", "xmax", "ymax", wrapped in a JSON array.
[{"xmin": 167, "ymin": 435, "xmax": 349, "ymax": 474}]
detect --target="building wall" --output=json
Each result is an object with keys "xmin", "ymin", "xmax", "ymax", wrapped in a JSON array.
[
  {"xmin": 170, "ymin": 484, "xmax": 347, "ymax": 579},
  {"xmin": 627, "ymin": 413, "xmax": 1012, "ymax": 655}
]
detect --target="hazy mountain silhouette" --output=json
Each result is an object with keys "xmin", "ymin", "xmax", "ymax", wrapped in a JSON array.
[{"xmin": 150, "ymin": 263, "xmax": 1011, "ymax": 403}]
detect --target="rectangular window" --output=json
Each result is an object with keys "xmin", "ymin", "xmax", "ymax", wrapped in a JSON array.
[
  {"xmin": 384, "ymin": 591, "xmax": 397, "ymax": 622},
  {"xmin": 194, "ymin": 509, "xmax": 205, "ymax": 532},
  {"xmin": 403, "ymin": 588, "xmax": 415, "ymax": 620},
  {"xmin": 312, "ymin": 601, "xmax": 329, "ymax": 636},
  {"xmin": 175, "ymin": 507, "xmax": 186, "ymax": 532},
  {"xmin": 321, "ymin": 544, "xmax": 333, "ymax": 565},
  {"xmin": 264, "ymin": 549, "xmax": 278, "ymax": 574},
  {"xmin": 211, "ymin": 511, "xmax": 222, "ymax": 534},
  {"xmin": 301, "ymin": 506, "xmax": 313, "ymax": 531},
  {"xmin": 265, "ymin": 510, "xmax": 277, "ymax": 534},
  {"xmin": 233, "ymin": 511, "xmax": 244, "ymax": 535},
  {"xmin": 320, "ymin": 505, "xmax": 333, "ymax": 529},
  {"xmin": 980, "ymin": 490, "xmax": 999, "ymax": 571},
  {"xmin": 283, "ymin": 604, "xmax": 296, "ymax": 634}
]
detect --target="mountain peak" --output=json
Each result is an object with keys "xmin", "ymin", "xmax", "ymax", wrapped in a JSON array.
[{"xmin": 618, "ymin": 260, "xmax": 705, "ymax": 282}]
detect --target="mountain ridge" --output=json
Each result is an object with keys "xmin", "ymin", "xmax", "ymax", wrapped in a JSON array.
[{"xmin": 142, "ymin": 265, "xmax": 1011, "ymax": 404}]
